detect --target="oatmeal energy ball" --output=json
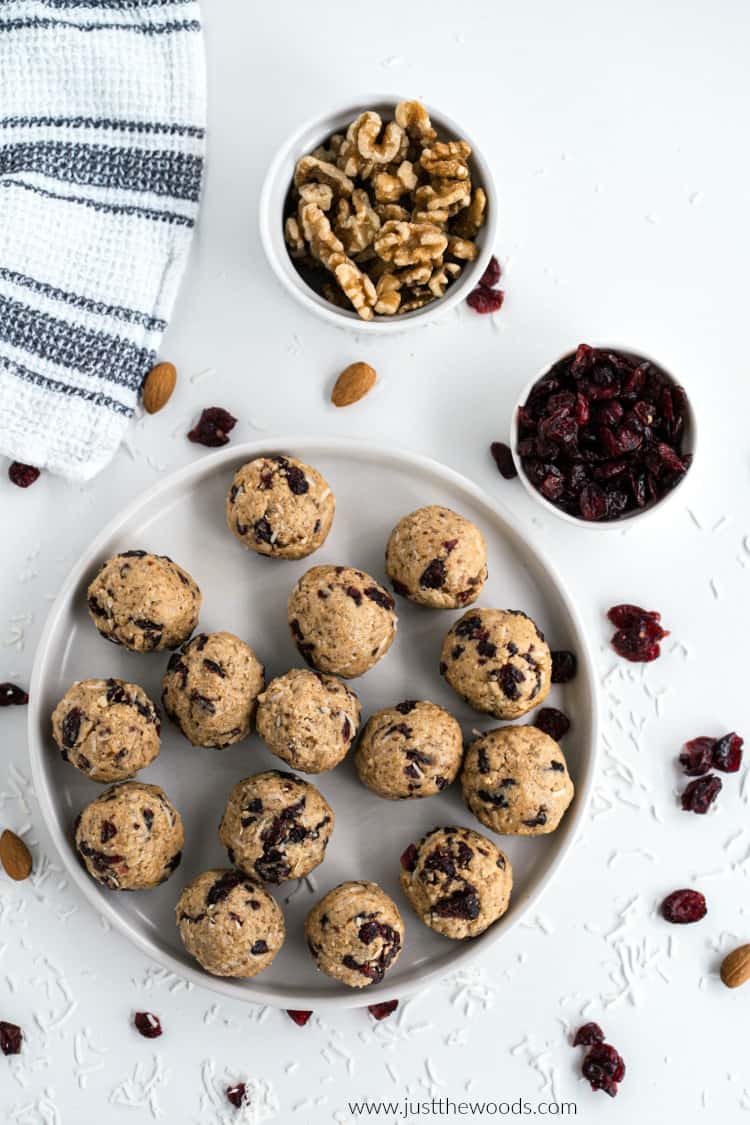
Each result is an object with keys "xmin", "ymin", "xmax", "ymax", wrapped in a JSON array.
[
  {"xmin": 226, "ymin": 455, "xmax": 335, "ymax": 560},
  {"xmin": 399, "ymin": 826, "xmax": 512, "ymax": 939},
  {"xmin": 74, "ymin": 782, "xmax": 183, "ymax": 891},
  {"xmin": 256, "ymin": 669, "xmax": 360, "ymax": 773},
  {"xmin": 51, "ymin": 678, "xmax": 160, "ymax": 782},
  {"xmin": 462, "ymin": 725, "xmax": 575, "ymax": 836},
  {"xmin": 176, "ymin": 869, "xmax": 284, "ymax": 978},
  {"xmin": 219, "ymin": 770, "xmax": 334, "ymax": 883},
  {"xmin": 288, "ymin": 565, "xmax": 397, "ymax": 679},
  {"xmin": 441, "ymin": 608, "xmax": 552, "ymax": 719},
  {"xmin": 354, "ymin": 700, "xmax": 463, "ymax": 799},
  {"xmin": 305, "ymin": 881, "xmax": 404, "ymax": 989},
  {"xmin": 386, "ymin": 506, "xmax": 487, "ymax": 609},
  {"xmin": 87, "ymin": 550, "xmax": 201, "ymax": 653},
  {"xmin": 162, "ymin": 631, "xmax": 264, "ymax": 748}
]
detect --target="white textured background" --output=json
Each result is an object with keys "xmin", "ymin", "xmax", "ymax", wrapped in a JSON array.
[{"xmin": 2, "ymin": 1, "xmax": 749, "ymax": 1122}]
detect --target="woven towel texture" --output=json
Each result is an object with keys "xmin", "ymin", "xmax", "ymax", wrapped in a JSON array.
[{"xmin": 0, "ymin": 0, "xmax": 205, "ymax": 480}]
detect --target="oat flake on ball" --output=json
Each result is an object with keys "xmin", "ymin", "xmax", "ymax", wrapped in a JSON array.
[
  {"xmin": 74, "ymin": 781, "xmax": 183, "ymax": 891},
  {"xmin": 87, "ymin": 550, "xmax": 201, "ymax": 653},
  {"xmin": 386, "ymin": 505, "xmax": 487, "ymax": 609},
  {"xmin": 162, "ymin": 631, "xmax": 264, "ymax": 748},
  {"xmin": 226, "ymin": 455, "xmax": 335, "ymax": 560},
  {"xmin": 288, "ymin": 565, "xmax": 397, "ymax": 679}
]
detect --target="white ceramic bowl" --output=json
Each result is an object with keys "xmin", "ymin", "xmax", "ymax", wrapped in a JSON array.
[
  {"xmin": 258, "ymin": 95, "xmax": 499, "ymax": 333},
  {"xmin": 28, "ymin": 437, "xmax": 597, "ymax": 1010},
  {"xmin": 510, "ymin": 344, "xmax": 698, "ymax": 530}
]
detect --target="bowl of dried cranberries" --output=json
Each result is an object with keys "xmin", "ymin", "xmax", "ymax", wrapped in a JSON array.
[{"xmin": 511, "ymin": 343, "xmax": 696, "ymax": 526}]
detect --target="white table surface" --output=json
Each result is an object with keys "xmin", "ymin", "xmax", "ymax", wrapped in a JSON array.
[{"xmin": 2, "ymin": 1, "xmax": 748, "ymax": 1122}]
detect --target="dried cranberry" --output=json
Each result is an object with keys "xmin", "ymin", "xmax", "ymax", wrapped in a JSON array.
[
  {"xmin": 579, "ymin": 483, "xmax": 607, "ymax": 521},
  {"xmin": 226, "ymin": 1083, "xmax": 247, "ymax": 1108},
  {"xmin": 573, "ymin": 1022, "xmax": 604, "ymax": 1047},
  {"xmin": 368, "ymin": 1000, "xmax": 398, "ymax": 1021},
  {"xmin": 608, "ymin": 603, "xmax": 668, "ymax": 663},
  {"xmin": 8, "ymin": 462, "xmax": 40, "ymax": 488},
  {"xmin": 466, "ymin": 285, "xmax": 504, "ymax": 314},
  {"xmin": 287, "ymin": 1009, "xmax": 312, "ymax": 1027},
  {"xmin": 607, "ymin": 603, "xmax": 661, "ymax": 628},
  {"xmin": 679, "ymin": 737, "xmax": 714, "ymax": 776},
  {"xmin": 490, "ymin": 441, "xmax": 517, "ymax": 480},
  {"xmin": 660, "ymin": 889, "xmax": 707, "ymax": 924},
  {"xmin": 551, "ymin": 650, "xmax": 576, "ymax": 683},
  {"xmin": 478, "ymin": 255, "xmax": 501, "ymax": 288},
  {"xmin": 0, "ymin": 683, "xmax": 28, "ymax": 706},
  {"xmin": 187, "ymin": 407, "xmax": 237, "ymax": 447},
  {"xmin": 533, "ymin": 708, "xmax": 570, "ymax": 740},
  {"xmin": 0, "ymin": 1021, "xmax": 22, "ymax": 1055},
  {"xmin": 400, "ymin": 843, "xmax": 418, "ymax": 872},
  {"xmin": 420, "ymin": 559, "xmax": 446, "ymax": 589},
  {"xmin": 134, "ymin": 1011, "xmax": 162, "ymax": 1039},
  {"xmin": 681, "ymin": 774, "xmax": 722, "ymax": 814},
  {"xmin": 582, "ymin": 1042, "xmax": 625, "ymax": 1096},
  {"xmin": 712, "ymin": 732, "xmax": 743, "ymax": 773}
]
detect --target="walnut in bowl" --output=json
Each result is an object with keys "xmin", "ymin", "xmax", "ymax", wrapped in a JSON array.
[{"xmin": 259, "ymin": 97, "xmax": 498, "ymax": 332}]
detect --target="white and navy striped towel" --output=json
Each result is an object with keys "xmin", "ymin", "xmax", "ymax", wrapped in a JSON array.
[{"xmin": 0, "ymin": 0, "xmax": 205, "ymax": 480}]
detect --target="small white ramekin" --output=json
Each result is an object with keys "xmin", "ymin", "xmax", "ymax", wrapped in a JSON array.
[
  {"xmin": 258, "ymin": 95, "xmax": 499, "ymax": 333},
  {"xmin": 510, "ymin": 344, "xmax": 698, "ymax": 530}
]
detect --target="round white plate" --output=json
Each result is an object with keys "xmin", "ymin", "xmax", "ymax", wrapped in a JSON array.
[{"xmin": 28, "ymin": 438, "xmax": 598, "ymax": 1010}]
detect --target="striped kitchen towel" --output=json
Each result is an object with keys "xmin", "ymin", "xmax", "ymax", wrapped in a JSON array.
[{"xmin": 0, "ymin": 0, "xmax": 205, "ymax": 481}]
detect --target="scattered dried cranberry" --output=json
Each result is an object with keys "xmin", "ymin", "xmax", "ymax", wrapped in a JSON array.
[
  {"xmin": 681, "ymin": 774, "xmax": 722, "ymax": 814},
  {"xmin": 226, "ymin": 1083, "xmax": 247, "ymax": 1108},
  {"xmin": 286, "ymin": 1009, "xmax": 312, "ymax": 1027},
  {"xmin": 712, "ymin": 732, "xmax": 743, "ymax": 773},
  {"xmin": 8, "ymin": 462, "xmax": 40, "ymax": 488},
  {"xmin": 517, "ymin": 345, "xmax": 691, "ymax": 520},
  {"xmin": 533, "ymin": 707, "xmax": 570, "ymax": 740},
  {"xmin": 0, "ymin": 683, "xmax": 28, "ymax": 706},
  {"xmin": 187, "ymin": 407, "xmax": 237, "ymax": 447},
  {"xmin": 368, "ymin": 1000, "xmax": 398, "ymax": 1021},
  {"xmin": 679, "ymin": 737, "xmax": 714, "ymax": 776},
  {"xmin": 607, "ymin": 603, "xmax": 669, "ymax": 662},
  {"xmin": 479, "ymin": 255, "xmax": 502, "ymax": 288},
  {"xmin": 134, "ymin": 1011, "xmax": 162, "ymax": 1038},
  {"xmin": 490, "ymin": 441, "xmax": 517, "ymax": 480},
  {"xmin": 551, "ymin": 650, "xmax": 577, "ymax": 683},
  {"xmin": 0, "ymin": 1021, "xmax": 22, "ymax": 1055},
  {"xmin": 661, "ymin": 889, "xmax": 707, "ymax": 924},
  {"xmin": 466, "ymin": 285, "xmax": 504, "ymax": 314},
  {"xmin": 573, "ymin": 1022, "xmax": 604, "ymax": 1047},
  {"xmin": 581, "ymin": 1042, "xmax": 625, "ymax": 1097}
]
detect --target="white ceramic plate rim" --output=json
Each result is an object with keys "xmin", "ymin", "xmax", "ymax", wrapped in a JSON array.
[{"xmin": 28, "ymin": 437, "xmax": 599, "ymax": 1010}]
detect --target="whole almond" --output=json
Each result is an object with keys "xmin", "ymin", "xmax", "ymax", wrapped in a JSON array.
[
  {"xmin": 142, "ymin": 362, "xmax": 177, "ymax": 414},
  {"xmin": 331, "ymin": 362, "xmax": 376, "ymax": 407},
  {"xmin": 720, "ymin": 944, "xmax": 750, "ymax": 989},
  {"xmin": 0, "ymin": 829, "xmax": 32, "ymax": 881}
]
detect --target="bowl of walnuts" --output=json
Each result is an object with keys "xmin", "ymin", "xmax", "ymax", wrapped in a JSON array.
[{"xmin": 259, "ymin": 96, "xmax": 499, "ymax": 331}]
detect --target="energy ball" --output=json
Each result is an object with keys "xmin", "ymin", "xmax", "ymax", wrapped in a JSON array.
[
  {"xmin": 386, "ymin": 505, "xmax": 488, "ymax": 609},
  {"xmin": 87, "ymin": 550, "xmax": 201, "ymax": 653},
  {"xmin": 440, "ymin": 608, "xmax": 551, "ymax": 719},
  {"xmin": 51, "ymin": 677, "xmax": 160, "ymax": 782},
  {"xmin": 288, "ymin": 565, "xmax": 397, "ymax": 679},
  {"xmin": 399, "ymin": 826, "xmax": 512, "ymax": 939},
  {"xmin": 256, "ymin": 669, "xmax": 360, "ymax": 773},
  {"xmin": 219, "ymin": 770, "xmax": 334, "ymax": 883},
  {"xmin": 162, "ymin": 631, "xmax": 264, "ymax": 748},
  {"xmin": 462, "ymin": 725, "xmax": 574, "ymax": 836},
  {"xmin": 226, "ymin": 454, "xmax": 335, "ymax": 560},
  {"xmin": 305, "ymin": 880, "xmax": 404, "ymax": 989},
  {"xmin": 354, "ymin": 700, "xmax": 463, "ymax": 799},
  {"xmin": 74, "ymin": 781, "xmax": 183, "ymax": 890},
  {"xmin": 176, "ymin": 869, "xmax": 284, "ymax": 978}
]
